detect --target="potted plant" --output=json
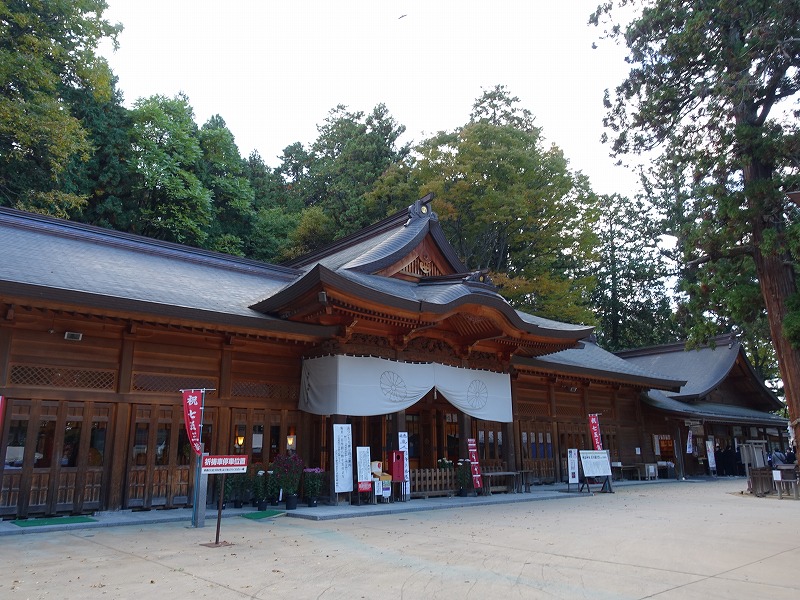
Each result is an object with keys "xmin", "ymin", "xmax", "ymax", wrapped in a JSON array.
[
  {"xmin": 224, "ymin": 472, "xmax": 251, "ymax": 508},
  {"xmin": 273, "ymin": 453, "xmax": 304, "ymax": 509},
  {"xmin": 266, "ymin": 464, "xmax": 280, "ymax": 505},
  {"xmin": 437, "ymin": 457, "xmax": 453, "ymax": 470},
  {"xmin": 456, "ymin": 459, "xmax": 473, "ymax": 496},
  {"xmin": 249, "ymin": 462, "xmax": 268, "ymax": 510},
  {"xmin": 303, "ymin": 467, "xmax": 325, "ymax": 506}
]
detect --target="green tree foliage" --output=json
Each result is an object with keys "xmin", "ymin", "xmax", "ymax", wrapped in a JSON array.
[
  {"xmin": 592, "ymin": 1, "xmax": 799, "ymax": 423},
  {"xmin": 197, "ymin": 115, "xmax": 255, "ymax": 255},
  {"xmin": 277, "ymin": 104, "xmax": 410, "ymax": 250},
  {"xmin": 128, "ymin": 94, "xmax": 211, "ymax": 246},
  {"xmin": 591, "ymin": 193, "xmax": 680, "ymax": 350},
  {"xmin": 413, "ymin": 86, "xmax": 599, "ymax": 324},
  {"xmin": 0, "ymin": 0, "xmax": 120, "ymax": 216},
  {"xmin": 63, "ymin": 76, "xmax": 135, "ymax": 230}
]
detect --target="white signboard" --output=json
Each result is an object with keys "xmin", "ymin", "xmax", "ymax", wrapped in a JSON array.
[
  {"xmin": 706, "ymin": 441, "xmax": 717, "ymax": 470},
  {"xmin": 567, "ymin": 449, "xmax": 579, "ymax": 484},
  {"xmin": 356, "ymin": 447, "xmax": 372, "ymax": 483},
  {"xmin": 579, "ymin": 450, "xmax": 612, "ymax": 478},
  {"xmin": 201, "ymin": 455, "xmax": 248, "ymax": 474},
  {"xmin": 333, "ymin": 424, "xmax": 354, "ymax": 493},
  {"xmin": 398, "ymin": 431, "xmax": 410, "ymax": 498}
]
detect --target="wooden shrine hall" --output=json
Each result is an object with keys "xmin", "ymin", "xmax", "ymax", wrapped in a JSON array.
[{"xmin": 0, "ymin": 196, "xmax": 785, "ymax": 517}]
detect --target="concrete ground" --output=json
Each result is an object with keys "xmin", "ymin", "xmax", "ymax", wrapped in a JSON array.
[{"xmin": 1, "ymin": 477, "xmax": 798, "ymax": 599}]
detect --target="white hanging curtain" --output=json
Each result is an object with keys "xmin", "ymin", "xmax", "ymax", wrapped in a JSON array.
[{"xmin": 299, "ymin": 355, "xmax": 512, "ymax": 422}]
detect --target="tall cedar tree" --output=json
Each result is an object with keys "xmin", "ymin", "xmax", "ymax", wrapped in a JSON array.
[{"xmin": 592, "ymin": 1, "xmax": 800, "ymax": 434}]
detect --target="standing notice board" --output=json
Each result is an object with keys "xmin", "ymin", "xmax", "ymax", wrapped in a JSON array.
[
  {"xmin": 356, "ymin": 446, "xmax": 372, "ymax": 493},
  {"xmin": 579, "ymin": 450, "xmax": 612, "ymax": 476},
  {"xmin": 333, "ymin": 424, "xmax": 354, "ymax": 493},
  {"xmin": 579, "ymin": 450, "xmax": 613, "ymax": 493}
]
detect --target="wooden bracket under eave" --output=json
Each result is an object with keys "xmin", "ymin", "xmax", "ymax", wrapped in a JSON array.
[{"xmin": 4, "ymin": 304, "xmax": 14, "ymax": 321}]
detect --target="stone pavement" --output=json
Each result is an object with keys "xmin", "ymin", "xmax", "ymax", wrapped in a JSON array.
[
  {"xmin": 2, "ymin": 477, "xmax": 798, "ymax": 599},
  {"xmin": 0, "ymin": 476, "xmax": 644, "ymax": 536}
]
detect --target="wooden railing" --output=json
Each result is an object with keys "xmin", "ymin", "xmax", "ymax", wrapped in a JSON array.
[
  {"xmin": 409, "ymin": 469, "xmax": 457, "ymax": 498},
  {"xmin": 408, "ymin": 460, "xmax": 558, "ymax": 498}
]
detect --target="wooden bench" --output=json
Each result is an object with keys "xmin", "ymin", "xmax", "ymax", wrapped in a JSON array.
[
  {"xmin": 481, "ymin": 463, "xmax": 518, "ymax": 494},
  {"xmin": 774, "ymin": 466, "xmax": 799, "ymax": 500}
]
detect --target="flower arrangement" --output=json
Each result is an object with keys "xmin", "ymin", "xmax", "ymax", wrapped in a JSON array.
[
  {"xmin": 272, "ymin": 453, "xmax": 304, "ymax": 496},
  {"xmin": 303, "ymin": 467, "xmax": 325, "ymax": 498},
  {"xmin": 249, "ymin": 462, "xmax": 268, "ymax": 501},
  {"xmin": 437, "ymin": 457, "xmax": 454, "ymax": 469}
]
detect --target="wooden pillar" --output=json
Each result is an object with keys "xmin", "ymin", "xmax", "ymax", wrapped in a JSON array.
[
  {"xmin": 503, "ymin": 422, "xmax": 516, "ymax": 471},
  {"xmin": 549, "ymin": 382, "xmax": 561, "ymax": 482},
  {"xmin": 108, "ymin": 333, "xmax": 135, "ymax": 511},
  {"xmin": 108, "ymin": 403, "xmax": 130, "ymax": 511},
  {"xmin": 458, "ymin": 412, "xmax": 471, "ymax": 459},
  {"xmin": 0, "ymin": 325, "xmax": 11, "ymax": 386},
  {"xmin": 392, "ymin": 409, "xmax": 406, "ymax": 452}
]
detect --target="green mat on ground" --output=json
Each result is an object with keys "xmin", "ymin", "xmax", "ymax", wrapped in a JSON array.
[
  {"xmin": 12, "ymin": 516, "xmax": 97, "ymax": 527},
  {"xmin": 240, "ymin": 510, "xmax": 283, "ymax": 520}
]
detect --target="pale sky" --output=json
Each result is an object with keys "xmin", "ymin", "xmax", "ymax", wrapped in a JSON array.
[{"xmin": 99, "ymin": 1, "xmax": 640, "ymax": 197}]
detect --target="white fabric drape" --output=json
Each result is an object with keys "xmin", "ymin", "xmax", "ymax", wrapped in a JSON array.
[{"xmin": 299, "ymin": 355, "xmax": 512, "ymax": 422}]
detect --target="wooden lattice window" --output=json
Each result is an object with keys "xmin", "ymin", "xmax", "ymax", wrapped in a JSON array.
[
  {"xmin": 132, "ymin": 373, "xmax": 217, "ymax": 397},
  {"xmin": 10, "ymin": 364, "xmax": 116, "ymax": 390}
]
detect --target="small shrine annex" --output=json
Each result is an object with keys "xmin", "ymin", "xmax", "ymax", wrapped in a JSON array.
[{"xmin": 0, "ymin": 196, "xmax": 788, "ymax": 517}]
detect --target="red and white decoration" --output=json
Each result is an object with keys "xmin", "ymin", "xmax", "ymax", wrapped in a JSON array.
[
  {"xmin": 588, "ymin": 413, "xmax": 603, "ymax": 450},
  {"xmin": 182, "ymin": 390, "xmax": 204, "ymax": 455}
]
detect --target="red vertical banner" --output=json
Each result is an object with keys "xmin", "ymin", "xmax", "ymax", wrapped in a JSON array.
[
  {"xmin": 182, "ymin": 390, "xmax": 203, "ymax": 455},
  {"xmin": 0, "ymin": 395, "xmax": 5, "ymax": 434},
  {"xmin": 588, "ymin": 414, "xmax": 603, "ymax": 450},
  {"xmin": 467, "ymin": 438, "xmax": 483, "ymax": 489}
]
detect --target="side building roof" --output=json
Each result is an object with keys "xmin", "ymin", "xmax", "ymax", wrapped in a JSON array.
[
  {"xmin": 616, "ymin": 336, "xmax": 786, "ymax": 426},
  {"xmin": 513, "ymin": 340, "xmax": 685, "ymax": 391}
]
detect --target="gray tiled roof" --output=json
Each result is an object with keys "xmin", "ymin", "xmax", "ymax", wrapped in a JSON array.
[
  {"xmin": 0, "ymin": 208, "xmax": 332, "ymax": 335},
  {"xmin": 513, "ymin": 341, "xmax": 685, "ymax": 390},
  {"xmin": 618, "ymin": 341, "xmax": 738, "ymax": 399},
  {"xmin": 643, "ymin": 390, "xmax": 787, "ymax": 426},
  {"xmin": 617, "ymin": 337, "xmax": 786, "ymax": 423}
]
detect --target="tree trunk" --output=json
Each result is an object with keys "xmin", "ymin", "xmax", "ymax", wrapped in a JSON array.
[{"xmin": 752, "ymin": 219, "xmax": 800, "ymax": 443}]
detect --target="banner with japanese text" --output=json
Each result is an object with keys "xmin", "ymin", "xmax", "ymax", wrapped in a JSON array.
[
  {"xmin": 333, "ymin": 424, "xmax": 354, "ymax": 493},
  {"xmin": 468, "ymin": 438, "xmax": 483, "ymax": 489},
  {"xmin": 588, "ymin": 414, "xmax": 603, "ymax": 450},
  {"xmin": 182, "ymin": 390, "xmax": 203, "ymax": 455}
]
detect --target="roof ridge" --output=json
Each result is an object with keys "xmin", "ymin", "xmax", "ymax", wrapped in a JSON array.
[
  {"xmin": 283, "ymin": 193, "xmax": 435, "ymax": 268},
  {"xmin": 615, "ymin": 333, "xmax": 737, "ymax": 357}
]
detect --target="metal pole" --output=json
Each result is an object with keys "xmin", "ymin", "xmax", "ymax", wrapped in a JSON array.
[{"xmin": 215, "ymin": 473, "xmax": 225, "ymax": 545}]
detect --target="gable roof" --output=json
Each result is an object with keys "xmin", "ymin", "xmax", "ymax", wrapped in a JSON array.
[
  {"xmin": 284, "ymin": 194, "xmax": 466, "ymax": 275},
  {"xmin": 252, "ymin": 196, "xmax": 594, "ymax": 350},
  {"xmin": 616, "ymin": 335, "xmax": 786, "ymax": 424},
  {"xmin": 512, "ymin": 340, "xmax": 685, "ymax": 391}
]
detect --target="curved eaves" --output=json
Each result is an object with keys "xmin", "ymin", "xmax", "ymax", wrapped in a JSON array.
[{"xmin": 338, "ymin": 270, "xmax": 591, "ymax": 341}]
